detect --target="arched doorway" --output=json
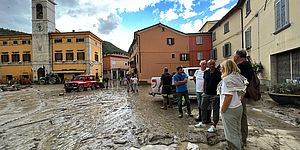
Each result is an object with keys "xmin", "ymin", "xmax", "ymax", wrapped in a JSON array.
[{"xmin": 37, "ymin": 67, "xmax": 45, "ymax": 80}]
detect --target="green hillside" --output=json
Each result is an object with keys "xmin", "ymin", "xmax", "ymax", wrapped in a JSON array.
[
  {"xmin": 102, "ymin": 41, "xmax": 127, "ymax": 55},
  {"xmin": 0, "ymin": 28, "xmax": 27, "ymax": 35}
]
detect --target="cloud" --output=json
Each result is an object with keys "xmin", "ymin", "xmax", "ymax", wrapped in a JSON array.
[
  {"xmin": 179, "ymin": 19, "xmax": 204, "ymax": 33},
  {"xmin": 180, "ymin": 10, "xmax": 198, "ymax": 19},
  {"xmin": 205, "ymin": 7, "xmax": 231, "ymax": 21},
  {"xmin": 160, "ymin": 8, "xmax": 179, "ymax": 22},
  {"xmin": 114, "ymin": 0, "xmax": 161, "ymax": 13},
  {"xmin": 209, "ymin": 0, "xmax": 231, "ymax": 11},
  {"xmin": 179, "ymin": 7, "xmax": 230, "ymax": 33},
  {"xmin": 98, "ymin": 14, "xmax": 120, "ymax": 34},
  {"xmin": 0, "ymin": 0, "xmax": 31, "ymax": 33}
]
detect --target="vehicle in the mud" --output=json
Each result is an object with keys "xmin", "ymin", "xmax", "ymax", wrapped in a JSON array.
[
  {"xmin": 39, "ymin": 73, "xmax": 62, "ymax": 85},
  {"xmin": 150, "ymin": 67, "xmax": 199, "ymax": 99},
  {"xmin": 64, "ymin": 74, "xmax": 97, "ymax": 92}
]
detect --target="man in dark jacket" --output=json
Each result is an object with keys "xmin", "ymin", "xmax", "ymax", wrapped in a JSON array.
[
  {"xmin": 195, "ymin": 60, "xmax": 221, "ymax": 133},
  {"xmin": 158, "ymin": 67, "xmax": 173, "ymax": 109},
  {"xmin": 233, "ymin": 49, "xmax": 254, "ymax": 147}
]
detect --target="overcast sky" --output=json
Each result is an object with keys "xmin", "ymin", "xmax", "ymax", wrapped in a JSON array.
[{"xmin": 0, "ymin": 0, "xmax": 237, "ymax": 51}]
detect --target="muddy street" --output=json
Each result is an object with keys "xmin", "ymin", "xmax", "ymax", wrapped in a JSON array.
[{"xmin": 0, "ymin": 84, "xmax": 299, "ymax": 150}]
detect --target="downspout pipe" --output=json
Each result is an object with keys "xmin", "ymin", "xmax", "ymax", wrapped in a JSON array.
[{"xmin": 240, "ymin": 7, "xmax": 244, "ymax": 49}]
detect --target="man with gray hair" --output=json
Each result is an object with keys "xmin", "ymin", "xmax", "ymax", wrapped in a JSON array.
[
  {"xmin": 233, "ymin": 49, "xmax": 254, "ymax": 147},
  {"xmin": 193, "ymin": 60, "xmax": 209, "ymax": 123},
  {"xmin": 195, "ymin": 60, "xmax": 221, "ymax": 133}
]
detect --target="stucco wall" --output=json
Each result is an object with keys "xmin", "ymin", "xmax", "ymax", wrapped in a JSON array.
[
  {"xmin": 138, "ymin": 25, "xmax": 189, "ymax": 82},
  {"xmin": 212, "ymin": 9, "xmax": 243, "ymax": 65}
]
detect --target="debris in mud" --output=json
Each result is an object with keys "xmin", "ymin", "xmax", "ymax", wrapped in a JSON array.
[
  {"xmin": 296, "ymin": 118, "xmax": 300, "ymax": 125},
  {"xmin": 206, "ymin": 132, "xmax": 224, "ymax": 146},
  {"xmin": 187, "ymin": 142, "xmax": 199, "ymax": 150},
  {"xmin": 148, "ymin": 134, "xmax": 174, "ymax": 145},
  {"xmin": 59, "ymin": 93, "xmax": 64, "ymax": 96},
  {"xmin": 130, "ymin": 144, "xmax": 177, "ymax": 150},
  {"xmin": 113, "ymin": 138, "xmax": 128, "ymax": 144}
]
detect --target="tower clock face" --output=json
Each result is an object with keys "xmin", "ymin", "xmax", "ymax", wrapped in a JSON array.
[{"xmin": 36, "ymin": 23, "xmax": 44, "ymax": 31}]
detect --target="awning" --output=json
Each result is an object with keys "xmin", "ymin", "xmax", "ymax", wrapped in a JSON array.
[{"xmin": 52, "ymin": 70, "xmax": 85, "ymax": 74}]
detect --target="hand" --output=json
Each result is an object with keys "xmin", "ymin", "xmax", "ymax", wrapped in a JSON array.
[{"xmin": 221, "ymin": 107, "xmax": 227, "ymax": 113}]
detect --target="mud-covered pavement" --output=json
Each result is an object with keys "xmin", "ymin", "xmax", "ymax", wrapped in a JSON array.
[{"xmin": 0, "ymin": 83, "xmax": 299, "ymax": 150}]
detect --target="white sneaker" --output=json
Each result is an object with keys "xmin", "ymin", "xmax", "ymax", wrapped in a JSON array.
[
  {"xmin": 195, "ymin": 122, "xmax": 206, "ymax": 128},
  {"xmin": 207, "ymin": 125, "xmax": 217, "ymax": 133}
]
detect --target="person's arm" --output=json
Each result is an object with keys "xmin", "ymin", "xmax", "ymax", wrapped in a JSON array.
[
  {"xmin": 203, "ymin": 72, "xmax": 207, "ymax": 94},
  {"xmin": 173, "ymin": 76, "xmax": 182, "ymax": 86},
  {"xmin": 193, "ymin": 71, "xmax": 197, "ymax": 84},
  {"xmin": 221, "ymin": 94, "xmax": 233, "ymax": 113},
  {"xmin": 183, "ymin": 76, "xmax": 188, "ymax": 83},
  {"xmin": 158, "ymin": 80, "xmax": 163, "ymax": 92},
  {"xmin": 174, "ymin": 75, "xmax": 187, "ymax": 86}
]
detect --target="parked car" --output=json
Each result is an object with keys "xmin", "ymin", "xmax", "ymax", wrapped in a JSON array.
[
  {"xmin": 150, "ymin": 67, "xmax": 199, "ymax": 99},
  {"xmin": 64, "ymin": 74, "xmax": 97, "ymax": 92}
]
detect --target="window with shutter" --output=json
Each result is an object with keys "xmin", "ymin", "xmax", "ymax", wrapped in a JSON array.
[
  {"xmin": 274, "ymin": 0, "xmax": 289, "ymax": 32},
  {"xmin": 66, "ymin": 50, "xmax": 74, "ymax": 61},
  {"xmin": 167, "ymin": 38, "xmax": 174, "ymax": 45},
  {"xmin": 245, "ymin": 0, "xmax": 251, "ymax": 16},
  {"xmin": 55, "ymin": 51, "xmax": 63, "ymax": 62},
  {"xmin": 12, "ymin": 52, "xmax": 20, "ymax": 62},
  {"xmin": 77, "ymin": 51, "xmax": 85, "ymax": 60},
  {"xmin": 1, "ymin": 52, "xmax": 9, "ymax": 63},
  {"xmin": 197, "ymin": 52, "xmax": 203, "ymax": 60},
  {"xmin": 196, "ymin": 36, "xmax": 202, "ymax": 45},
  {"xmin": 223, "ymin": 43, "xmax": 231, "ymax": 57},
  {"xmin": 23, "ymin": 51, "xmax": 31, "ymax": 62},
  {"xmin": 180, "ymin": 53, "xmax": 189, "ymax": 61},
  {"xmin": 211, "ymin": 48, "xmax": 217, "ymax": 60},
  {"xmin": 212, "ymin": 32, "xmax": 216, "ymax": 41},
  {"xmin": 245, "ymin": 27, "xmax": 251, "ymax": 49},
  {"xmin": 224, "ymin": 22, "xmax": 229, "ymax": 34}
]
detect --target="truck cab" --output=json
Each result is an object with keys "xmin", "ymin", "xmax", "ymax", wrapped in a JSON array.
[{"xmin": 150, "ymin": 67, "xmax": 199, "ymax": 98}]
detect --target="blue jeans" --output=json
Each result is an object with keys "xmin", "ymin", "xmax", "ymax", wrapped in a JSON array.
[
  {"xmin": 196, "ymin": 92, "xmax": 203, "ymax": 108},
  {"xmin": 177, "ymin": 90, "xmax": 191, "ymax": 114}
]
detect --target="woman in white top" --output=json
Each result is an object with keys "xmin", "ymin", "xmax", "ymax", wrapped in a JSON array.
[{"xmin": 218, "ymin": 59, "xmax": 247, "ymax": 150}]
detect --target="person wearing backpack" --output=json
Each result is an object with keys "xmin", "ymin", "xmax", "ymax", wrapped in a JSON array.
[{"xmin": 233, "ymin": 49, "xmax": 260, "ymax": 147}]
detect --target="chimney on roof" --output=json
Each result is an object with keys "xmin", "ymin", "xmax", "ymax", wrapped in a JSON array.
[{"xmin": 72, "ymin": 30, "xmax": 75, "ymax": 32}]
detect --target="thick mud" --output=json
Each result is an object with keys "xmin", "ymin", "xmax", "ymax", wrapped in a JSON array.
[{"xmin": 0, "ymin": 83, "xmax": 299, "ymax": 150}]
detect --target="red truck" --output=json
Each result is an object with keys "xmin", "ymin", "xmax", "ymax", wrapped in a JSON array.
[{"xmin": 64, "ymin": 74, "xmax": 97, "ymax": 92}]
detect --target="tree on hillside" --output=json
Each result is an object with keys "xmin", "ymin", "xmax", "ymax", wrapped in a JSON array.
[
  {"xmin": 102, "ymin": 41, "xmax": 127, "ymax": 55},
  {"xmin": 0, "ymin": 28, "xmax": 27, "ymax": 35}
]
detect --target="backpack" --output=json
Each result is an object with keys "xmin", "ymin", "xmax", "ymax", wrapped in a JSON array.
[{"xmin": 246, "ymin": 72, "xmax": 261, "ymax": 101}]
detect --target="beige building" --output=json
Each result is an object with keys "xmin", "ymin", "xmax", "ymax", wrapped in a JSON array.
[
  {"xmin": 242, "ymin": 0, "xmax": 300, "ymax": 84},
  {"xmin": 209, "ymin": 1, "xmax": 244, "ymax": 65},
  {"xmin": 199, "ymin": 20, "xmax": 218, "ymax": 33},
  {"xmin": 208, "ymin": 0, "xmax": 300, "ymax": 85}
]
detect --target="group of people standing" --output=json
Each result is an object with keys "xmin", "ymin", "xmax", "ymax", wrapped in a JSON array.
[
  {"xmin": 158, "ymin": 49, "xmax": 254, "ymax": 149},
  {"xmin": 125, "ymin": 73, "xmax": 139, "ymax": 93}
]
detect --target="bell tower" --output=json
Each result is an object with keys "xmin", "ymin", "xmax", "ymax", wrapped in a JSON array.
[{"xmin": 31, "ymin": 0, "xmax": 56, "ymax": 81}]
